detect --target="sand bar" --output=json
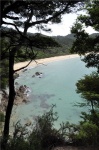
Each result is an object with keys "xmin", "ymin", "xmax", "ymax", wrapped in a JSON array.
[{"xmin": 14, "ymin": 54, "xmax": 79, "ymax": 72}]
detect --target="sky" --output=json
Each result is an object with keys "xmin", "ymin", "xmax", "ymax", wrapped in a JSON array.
[
  {"xmin": 3, "ymin": 11, "xmax": 98, "ymax": 36},
  {"xmin": 28, "ymin": 12, "xmax": 98, "ymax": 36}
]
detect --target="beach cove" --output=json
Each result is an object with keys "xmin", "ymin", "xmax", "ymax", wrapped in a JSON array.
[
  {"xmin": 14, "ymin": 54, "xmax": 79, "ymax": 72},
  {"xmin": 12, "ymin": 54, "xmax": 95, "ymax": 128}
]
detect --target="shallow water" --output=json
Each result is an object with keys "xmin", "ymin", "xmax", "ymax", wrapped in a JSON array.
[{"xmin": 12, "ymin": 57, "xmax": 95, "ymax": 128}]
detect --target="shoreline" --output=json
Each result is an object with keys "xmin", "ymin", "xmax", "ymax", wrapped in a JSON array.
[
  {"xmin": 0, "ymin": 54, "xmax": 79, "ymax": 113},
  {"xmin": 14, "ymin": 54, "xmax": 79, "ymax": 72}
]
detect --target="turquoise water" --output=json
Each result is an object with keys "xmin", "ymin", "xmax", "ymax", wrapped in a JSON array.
[{"xmin": 13, "ymin": 57, "xmax": 95, "ymax": 128}]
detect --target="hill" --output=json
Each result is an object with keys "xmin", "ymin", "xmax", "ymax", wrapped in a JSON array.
[
  {"xmin": 1, "ymin": 27, "xmax": 99, "ymax": 59},
  {"xmin": 51, "ymin": 34, "xmax": 75, "ymax": 56},
  {"xmin": 51, "ymin": 32, "xmax": 99, "ymax": 58}
]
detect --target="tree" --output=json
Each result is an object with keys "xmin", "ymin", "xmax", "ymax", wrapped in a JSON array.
[
  {"xmin": 76, "ymin": 72, "xmax": 99, "ymax": 113},
  {"xmin": 1, "ymin": 0, "xmax": 84, "ymax": 148},
  {"xmin": 71, "ymin": 0, "xmax": 99, "ymax": 72},
  {"xmin": 71, "ymin": 0, "xmax": 99, "ymax": 115},
  {"xmin": 70, "ymin": 2, "xmax": 99, "ymax": 146}
]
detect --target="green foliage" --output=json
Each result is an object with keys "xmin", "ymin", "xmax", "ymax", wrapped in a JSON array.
[
  {"xmin": 74, "ymin": 71, "xmax": 99, "ymax": 146},
  {"xmin": 53, "ymin": 34, "xmax": 75, "ymax": 54},
  {"xmin": 4, "ymin": 106, "xmax": 65, "ymax": 150},
  {"xmin": 0, "ymin": 59, "xmax": 9, "ymax": 89},
  {"xmin": 71, "ymin": 1, "xmax": 99, "ymax": 72},
  {"xmin": 1, "ymin": 106, "xmax": 99, "ymax": 149},
  {"xmin": 80, "ymin": 110, "xmax": 99, "ymax": 125},
  {"xmin": 0, "ymin": 112, "xmax": 4, "ymax": 134},
  {"xmin": 75, "ymin": 121, "xmax": 99, "ymax": 146},
  {"xmin": 71, "ymin": 2, "xmax": 99, "ymax": 144},
  {"xmin": 78, "ymin": 1, "xmax": 99, "ymax": 31},
  {"xmin": 18, "ymin": 33, "xmax": 76, "ymax": 60},
  {"xmin": 5, "ymin": 121, "xmax": 29, "ymax": 150},
  {"xmin": 28, "ymin": 105, "xmax": 64, "ymax": 150},
  {"xmin": 2, "ymin": 1, "xmax": 99, "ymax": 149},
  {"xmin": 0, "ymin": 37, "xmax": 9, "ymax": 89},
  {"xmin": 59, "ymin": 121, "xmax": 79, "ymax": 144},
  {"xmin": 6, "ymin": 138, "xmax": 29, "ymax": 150},
  {"xmin": 76, "ymin": 72, "xmax": 99, "ymax": 110},
  {"xmin": 0, "ymin": 112, "xmax": 4, "ymax": 122},
  {"xmin": 61, "ymin": 112, "xmax": 99, "ymax": 146}
]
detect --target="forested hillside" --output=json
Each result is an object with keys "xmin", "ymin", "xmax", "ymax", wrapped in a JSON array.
[
  {"xmin": 1, "ymin": 27, "xmax": 99, "ymax": 64},
  {"xmin": 1, "ymin": 26, "xmax": 98, "ymax": 59},
  {"xmin": 52, "ymin": 34, "xmax": 75, "ymax": 55},
  {"xmin": 37, "ymin": 33, "xmax": 99, "ymax": 58}
]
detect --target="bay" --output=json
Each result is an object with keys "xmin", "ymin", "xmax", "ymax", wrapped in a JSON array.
[{"xmin": 13, "ymin": 57, "xmax": 95, "ymax": 128}]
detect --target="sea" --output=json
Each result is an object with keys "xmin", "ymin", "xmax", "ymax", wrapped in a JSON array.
[{"xmin": 12, "ymin": 56, "xmax": 95, "ymax": 129}]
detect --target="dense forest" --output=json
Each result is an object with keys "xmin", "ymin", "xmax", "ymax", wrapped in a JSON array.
[{"xmin": 0, "ymin": 0, "xmax": 99, "ymax": 150}]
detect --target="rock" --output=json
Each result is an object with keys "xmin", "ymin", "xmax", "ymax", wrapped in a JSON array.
[
  {"xmin": 19, "ymin": 85, "xmax": 26, "ymax": 93},
  {"xmin": 32, "ymin": 72, "xmax": 43, "ymax": 78},
  {"xmin": 23, "ymin": 99, "xmax": 27, "ymax": 103},
  {"xmin": 0, "ymin": 90, "xmax": 8, "ymax": 112},
  {"xmin": 15, "ymin": 82, "xmax": 19, "ymax": 85},
  {"xmin": 2, "ymin": 90, "xmax": 8, "ymax": 99},
  {"xmin": 32, "ymin": 75, "xmax": 35, "ymax": 77},
  {"xmin": 14, "ymin": 73, "xmax": 19, "ymax": 79},
  {"xmin": 35, "ymin": 72, "xmax": 41, "ymax": 76},
  {"xmin": 0, "ymin": 85, "xmax": 30, "ymax": 114},
  {"xmin": 23, "ymin": 68, "xmax": 27, "ymax": 72},
  {"xmin": 25, "ymin": 119, "xmax": 32, "ymax": 126},
  {"xmin": 15, "ymin": 85, "xmax": 30, "ymax": 105}
]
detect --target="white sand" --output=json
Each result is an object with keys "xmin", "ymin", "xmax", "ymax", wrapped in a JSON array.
[{"xmin": 14, "ymin": 54, "xmax": 79, "ymax": 72}]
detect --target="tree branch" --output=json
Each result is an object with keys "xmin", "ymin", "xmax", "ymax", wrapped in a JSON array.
[
  {"xmin": 1, "ymin": 21, "xmax": 33, "ymax": 45},
  {"xmin": 34, "ymin": 60, "xmax": 47, "ymax": 66},
  {"xmin": 5, "ymin": 15, "xmax": 19, "ymax": 20},
  {"xmin": 14, "ymin": 59, "xmax": 33, "ymax": 73},
  {"xmin": 14, "ymin": 49, "xmax": 37, "ymax": 73},
  {"xmin": 2, "ymin": 1, "xmax": 25, "ymax": 19},
  {"xmin": 26, "ymin": 2, "xmax": 71, "ymax": 28},
  {"xmin": 2, "ymin": 21, "xmax": 23, "ymax": 36}
]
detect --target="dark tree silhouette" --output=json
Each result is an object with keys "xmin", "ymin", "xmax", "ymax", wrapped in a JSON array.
[{"xmin": 71, "ymin": 1, "xmax": 99, "ymax": 72}]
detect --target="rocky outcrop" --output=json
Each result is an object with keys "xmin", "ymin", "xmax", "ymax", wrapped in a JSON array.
[
  {"xmin": 15, "ymin": 85, "xmax": 30, "ymax": 105},
  {"xmin": 32, "ymin": 72, "xmax": 43, "ymax": 78},
  {"xmin": 0, "ymin": 85, "xmax": 30, "ymax": 112},
  {"xmin": 0, "ymin": 90, "xmax": 8, "ymax": 112},
  {"xmin": 35, "ymin": 72, "xmax": 42, "ymax": 76}
]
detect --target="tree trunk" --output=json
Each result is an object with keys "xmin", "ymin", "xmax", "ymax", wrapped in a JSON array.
[{"xmin": 1, "ymin": 50, "xmax": 15, "ymax": 149}]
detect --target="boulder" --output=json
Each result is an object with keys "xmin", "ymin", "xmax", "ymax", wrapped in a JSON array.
[
  {"xmin": 35, "ymin": 72, "xmax": 41, "ymax": 76},
  {"xmin": 14, "ymin": 73, "xmax": 19, "ymax": 79},
  {"xmin": 23, "ymin": 68, "xmax": 27, "ymax": 72},
  {"xmin": 32, "ymin": 75, "xmax": 35, "ymax": 77},
  {"xmin": 19, "ymin": 85, "xmax": 26, "ymax": 93},
  {"xmin": 15, "ymin": 82, "xmax": 19, "ymax": 85}
]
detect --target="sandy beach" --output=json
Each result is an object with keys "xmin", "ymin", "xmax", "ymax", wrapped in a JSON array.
[{"xmin": 14, "ymin": 54, "xmax": 79, "ymax": 72}]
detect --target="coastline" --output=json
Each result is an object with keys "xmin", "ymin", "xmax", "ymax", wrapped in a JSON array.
[
  {"xmin": 0, "ymin": 54, "xmax": 79, "ymax": 113},
  {"xmin": 14, "ymin": 54, "xmax": 79, "ymax": 72}
]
